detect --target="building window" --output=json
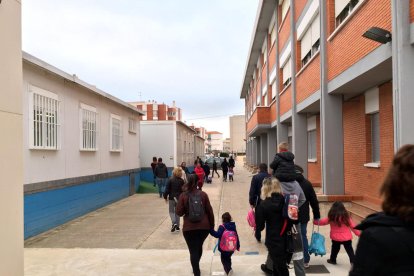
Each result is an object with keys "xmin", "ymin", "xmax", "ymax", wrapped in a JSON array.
[
  {"xmin": 80, "ymin": 104, "xmax": 98, "ymax": 151},
  {"xmin": 271, "ymin": 81, "xmax": 277, "ymax": 100},
  {"xmin": 282, "ymin": 58, "xmax": 292, "ymax": 88},
  {"xmin": 281, "ymin": 0, "xmax": 290, "ymax": 22},
  {"xmin": 263, "ymin": 93, "xmax": 268, "ymax": 106},
  {"xmin": 128, "ymin": 118, "xmax": 136, "ymax": 133},
  {"xmin": 110, "ymin": 114, "xmax": 122, "ymax": 151},
  {"xmin": 335, "ymin": 0, "xmax": 360, "ymax": 28},
  {"xmin": 300, "ymin": 15, "xmax": 320, "ymax": 68},
  {"xmin": 370, "ymin": 112, "xmax": 380, "ymax": 162},
  {"xmin": 307, "ymin": 130, "xmax": 317, "ymax": 160},
  {"xmin": 288, "ymin": 135, "xmax": 292, "ymax": 151},
  {"xmin": 262, "ymin": 41, "xmax": 268, "ymax": 65},
  {"xmin": 29, "ymin": 86, "xmax": 60, "ymax": 150}
]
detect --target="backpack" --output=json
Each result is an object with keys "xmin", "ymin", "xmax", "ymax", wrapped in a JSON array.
[
  {"xmin": 219, "ymin": 225, "xmax": 238, "ymax": 252},
  {"xmin": 282, "ymin": 194, "xmax": 299, "ymax": 221},
  {"xmin": 187, "ymin": 191, "xmax": 205, "ymax": 222},
  {"xmin": 246, "ymin": 208, "xmax": 256, "ymax": 230}
]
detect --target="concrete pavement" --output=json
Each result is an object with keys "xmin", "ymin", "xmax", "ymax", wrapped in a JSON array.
[{"xmin": 25, "ymin": 157, "xmax": 356, "ymax": 275}]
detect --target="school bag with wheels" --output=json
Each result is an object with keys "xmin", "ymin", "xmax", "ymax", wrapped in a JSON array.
[
  {"xmin": 219, "ymin": 225, "xmax": 238, "ymax": 252},
  {"xmin": 187, "ymin": 191, "xmax": 205, "ymax": 222},
  {"xmin": 308, "ymin": 221, "xmax": 326, "ymax": 256},
  {"xmin": 282, "ymin": 193, "xmax": 299, "ymax": 222}
]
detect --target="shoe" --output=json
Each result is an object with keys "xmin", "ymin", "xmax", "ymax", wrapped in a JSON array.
[
  {"xmin": 286, "ymin": 263, "xmax": 293, "ymax": 269},
  {"xmin": 227, "ymin": 269, "xmax": 233, "ymax": 276},
  {"xmin": 175, "ymin": 225, "xmax": 180, "ymax": 231},
  {"xmin": 327, "ymin": 259, "xmax": 337, "ymax": 265},
  {"xmin": 171, "ymin": 224, "xmax": 176, "ymax": 232},
  {"xmin": 304, "ymin": 263, "xmax": 310, "ymax": 269},
  {"xmin": 260, "ymin": 264, "xmax": 273, "ymax": 275}
]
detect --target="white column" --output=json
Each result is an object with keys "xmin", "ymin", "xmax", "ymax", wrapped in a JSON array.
[{"xmin": 0, "ymin": 0, "xmax": 24, "ymax": 275}]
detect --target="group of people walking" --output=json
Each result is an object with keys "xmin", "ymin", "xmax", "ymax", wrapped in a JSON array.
[{"xmin": 150, "ymin": 143, "xmax": 414, "ymax": 276}]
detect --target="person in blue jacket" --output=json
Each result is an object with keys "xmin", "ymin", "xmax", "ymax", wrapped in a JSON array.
[{"xmin": 210, "ymin": 212, "xmax": 240, "ymax": 275}]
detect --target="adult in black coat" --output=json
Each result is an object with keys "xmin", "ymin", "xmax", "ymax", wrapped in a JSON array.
[
  {"xmin": 248, "ymin": 163, "xmax": 270, "ymax": 242},
  {"xmin": 256, "ymin": 177, "xmax": 289, "ymax": 276},
  {"xmin": 350, "ymin": 145, "xmax": 414, "ymax": 276},
  {"xmin": 221, "ymin": 158, "xmax": 229, "ymax": 182},
  {"xmin": 164, "ymin": 167, "xmax": 184, "ymax": 232},
  {"xmin": 202, "ymin": 163, "xmax": 210, "ymax": 182},
  {"xmin": 228, "ymin": 156, "xmax": 235, "ymax": 168},
  {"xmin": 295, "ymin": 165, "xmax": 320, "ymax": 267},
  {"xmin": 270, "ymin": 142, "xmax": 297, "ymax": 182}
]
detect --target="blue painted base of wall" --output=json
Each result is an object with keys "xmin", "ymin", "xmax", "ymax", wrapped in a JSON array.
[
  {"xmin": 24, "ymin": 171, "xmax": 140, "ymax": 239},
  {"xmin": 140, "ymin": 166, "xmax": 195, "ymax": 183}
]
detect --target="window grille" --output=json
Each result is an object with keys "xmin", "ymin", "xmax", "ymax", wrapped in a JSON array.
[
  {"xmin": 30, "ymin": 87, "xmax": 60, "ymax": 150},
  {"xmin": 80, "ymin": 104, "xmax": 98, "ymax": 151},
  {"xmin": 307, "ymin": 130, "xmax": 317, "ymax": 159},
  {"xmin": 110, "ymin": 114, "xmax": 122, "ymax": 151},
  {"xmin": 128, "ymin": 118, "xmax": 136, "ymax": 133},
  {"xmin": 371, "ymin": 112, "xmax": 380, "ymax": 162}
]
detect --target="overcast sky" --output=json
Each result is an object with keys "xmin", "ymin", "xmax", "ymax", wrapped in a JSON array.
[{"xmin": 22, "ymin": 0, "xmax": 259, "ymax": 138}]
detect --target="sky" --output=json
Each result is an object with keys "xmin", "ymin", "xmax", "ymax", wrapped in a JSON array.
[{"xmin": 22, "ymin": 0, "xmax": 259, "ymax": 138}]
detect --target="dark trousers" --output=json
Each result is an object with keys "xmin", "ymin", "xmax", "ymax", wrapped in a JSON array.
[
  {"xmin": 268, "ymin": 249, "xmax": 289, "ymax": 276},
  {"xmin": 212, "ymin": 169, "xmax": 220, "ymax": 177},
  {"xmin": 223, "ymin": 170, "xmax": 228, "ymax": 181},
  {"xmin": 220, "ymin": 251, "xmax": 234, "ymax": 274},
  {"xmin": 330, "ymin": 240, "xmax": 355, "ymax": 263},
  {"xmin": 183, "ymin": 230, "xmax": 209, "ymax": 276}
]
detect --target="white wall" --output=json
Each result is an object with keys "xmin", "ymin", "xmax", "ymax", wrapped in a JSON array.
[
  {"xmin": 176, "ymin": 123, "xmax": 195, "ymax": 166},
  {"xmin": 0, "ymin": 0, "xmax": 24, "ymax": 274},
  {"xmin": 140, "ymin": 121, "xmax": 176, "ymax": 167},
  {"xmin": 23, "ymin": 62, "xmax": 140, "ymax": 184},
  {"xmin": 210, "ymin": 133, "xmax": 224, "ymax": 151}
]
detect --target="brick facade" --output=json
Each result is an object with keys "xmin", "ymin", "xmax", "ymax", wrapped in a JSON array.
[
  {"xmin": 411, "ymin": 0, "xmax": 414, "ymax": 22},
  {"xmin": 278, "ymin": 10, "xmax": 291, "ymax": 55},
  {"xmin": 279, "ymin": 86, "xmax": 292, "ymax": 116},
  {"xmin": 327, "ymin": 0, "xmax": 392, "ymax": 81},
  {"xmin": 296, "ymin": 54, "xmax": 321, "ymax": 104},
  {"xmin": 343, "ymin": 82, "xmax": 394, "ymax": 205}
]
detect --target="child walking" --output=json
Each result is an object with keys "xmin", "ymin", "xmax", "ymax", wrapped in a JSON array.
[
  {"xmin": 228, "ymin": 167, "xmax": 234, "ymax": 182},
  {"xmin": 210, "ymin": 212, "xmax": 240, "ymax": 275},
  {"xmin": 314, "ymin": 201, "xmax": 360, "ymax": 265}
]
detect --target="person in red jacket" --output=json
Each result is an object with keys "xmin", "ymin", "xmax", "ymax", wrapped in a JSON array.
[{"xmin": 194, "ymin": 161, "xmax": 205, "ymax": 190}]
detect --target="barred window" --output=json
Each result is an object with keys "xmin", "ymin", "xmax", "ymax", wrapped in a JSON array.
[
  {"xmin": 370, "ymin": 112, "xmax": 380, "ymax": 162},
  {"xmin": 308, "ymin": 130, "xmax": 317, "ymax": 160},
  {"xmin": 29, "ymin": 86, "xmax": 60, "ymax": 150},
  {"xmin": 110, "ymin": 114, "xmax": 122, "ymax": 151},
  {"xmin": 80, "ymin": 104, "xmax": 98, "ymax": 151},
  {"xmin": 129, "ymin": 118, "xmax": 136, "ymax": 133}
]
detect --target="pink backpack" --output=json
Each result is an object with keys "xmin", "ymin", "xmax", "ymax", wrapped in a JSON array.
[
  {"xmin": 247, "ymin": 208, "xmax": 256, "ymax": 230},
  {"xmin": 219, "ymin": 225, "xmax": 238, "ymax": 252}
]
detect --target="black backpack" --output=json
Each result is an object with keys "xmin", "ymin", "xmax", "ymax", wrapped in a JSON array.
[{"xmin": 187, "ymin": 191, "xmax": 205, "ymax": 223}]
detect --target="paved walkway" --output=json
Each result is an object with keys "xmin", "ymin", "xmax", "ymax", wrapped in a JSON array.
[{"xmin": 25, "ymin": 158, "xmax": 356, "ymax": 275}]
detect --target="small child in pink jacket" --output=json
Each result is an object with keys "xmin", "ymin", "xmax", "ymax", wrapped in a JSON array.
[{"xmin": 314, "ymin": 201, "xmax": 360, "ymax": 265}]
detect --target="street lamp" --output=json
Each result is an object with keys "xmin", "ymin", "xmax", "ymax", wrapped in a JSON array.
[{"xmin": 362, "ymin": 27, "xmax": 392, "ymax": 44}]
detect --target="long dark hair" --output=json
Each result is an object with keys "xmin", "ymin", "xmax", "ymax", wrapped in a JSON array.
[
  {"xmin": 381, "ymin": 144, "xmax": 414, "ymax": 222},
  {"xmin": 185, "ymin": 174, "xmax": 198, "ymax": 191},
  {"xmin": 328, "ymin": 201, "xmax": 351, "ymax": 227}
]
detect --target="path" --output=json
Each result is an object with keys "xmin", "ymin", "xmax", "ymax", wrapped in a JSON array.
[{"xmin": 25, "ymin": 157, "xmax": 355, "ymax": 275}]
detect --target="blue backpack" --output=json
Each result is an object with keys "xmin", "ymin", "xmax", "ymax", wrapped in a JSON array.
[{"xmin": 308, "ymin": 222, "xmax": 326, "ymax": 256}]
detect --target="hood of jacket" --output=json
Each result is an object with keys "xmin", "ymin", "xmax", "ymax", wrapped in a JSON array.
[
  {"xmin": 276, "ymin": 151, "xmax": 295, "ymax": 162},
  {"xmin": 356, "ymin": 212, "xmax": 413, "ymax": 230},
  {"xmin": 157, "ymin": 163, "xmax": 166, "ymax": 169},
  {"xmin": 222, "ymin": 221, "xmax": 237, "ymax": 231},
  {"xmin": 262, "ymin": 193, "xmax": 284, "ymax": 211}
]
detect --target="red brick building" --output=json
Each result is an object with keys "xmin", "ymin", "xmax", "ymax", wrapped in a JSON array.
[
  {"xmin": 241, "ymin": 0, "xmax": 414, "ymax": 207},
  {"xmin": 130, "ymin": 100, "xmax": 182, "ymax": 122}
]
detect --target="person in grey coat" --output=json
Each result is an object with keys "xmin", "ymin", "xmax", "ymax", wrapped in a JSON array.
[{"xmin": 154, "ymin": 157, "xmax": 168, "ymax": 198}]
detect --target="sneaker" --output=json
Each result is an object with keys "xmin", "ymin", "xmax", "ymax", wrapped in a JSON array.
[
  {"xmin": 260, "ymin": 264, "xmax": 273, "ymax": 275},
  {"xmin": 175, "ymin": 225, "xmax": 180, "ymax": 231},
  {"xmin": 304, "ymin": 263, "xmax": 310, "ymax": 269},
  {"xmin": 171, "ymin": 224, "xmax": 176, "ymax": 232},
  {"xmin": 227, "ymin": 269, "xmax": 233, "ymax": 276},
  {"xmin": 327, "ymin": 259, "xmax": 337, "ymax": 265}
]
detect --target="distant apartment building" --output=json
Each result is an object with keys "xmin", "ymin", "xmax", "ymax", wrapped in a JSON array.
[
  {"xmin": 223, "ymin": 138, "xmax": 231, "ymax": 153},
  {"xmin": 23, "ymin": 52, "xmax": 143, "ymax": 239},
  {"xmin": 229, "ymin": 115, "xmax": 246, "ymax": 153},
  {"xmin": 130, "ymin": 100, "xmax": 182, "ymax": 121},
  {"xmin": 206, "ymin": 131, "xmax": 224, "ymax": 152},
  {"xmin": 241, "ymin": 0, "xmax": 414, "ymax": 207}
]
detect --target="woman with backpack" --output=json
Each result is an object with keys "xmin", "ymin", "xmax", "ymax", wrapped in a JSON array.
[
  {"xmin": 255, "ymin": 177, "xmax": 289, "ymax": 276},
  {"xmin": 176, "ymin": 174, "xmax": 215, "ymax": 276},
  {"xmin": 210, "ymin": 212, "xmax": 240, "ymax": 276},
  {"xmin": 350, "ymin": 145, "xmax": 414, "ymax": 276}
]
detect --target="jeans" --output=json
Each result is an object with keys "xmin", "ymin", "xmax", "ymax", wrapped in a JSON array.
[
  {"xmin": 330, "ymin": 240, "xmax": 355, "ymax": 263},
  {"xmin": 156, "ymin": 177, "xmax": 167, "ymax": 197},
  {"xmin": 220, "ymin": 251, "xmax": 234, "ymax": 274},
  {"xmin": 183, "ymin": 230, "xmax": 209, "ymax": 276},
  {"xmin": 301, "ymin": 222, "xmax": 310, "ymax": 263},
  {"xmin": 168, "ymin": 199, "xmax": 180, "ymax": 226}
]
